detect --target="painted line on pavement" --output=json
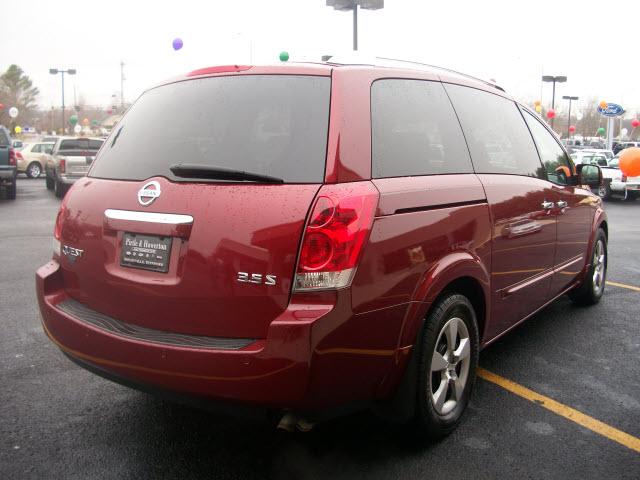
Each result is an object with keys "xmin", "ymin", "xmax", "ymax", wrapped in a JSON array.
[
  {"xmin": 606, "ymin": 281, "xmax": 640, "ymax": 292},
  {"xmin": 477, "ymin": 367, "xmax": 640, "ymax": 454}
]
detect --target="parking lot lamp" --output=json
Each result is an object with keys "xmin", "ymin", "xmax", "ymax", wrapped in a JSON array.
[
  {"xmin": 562, "ymin": 95, "xmax": 579, "ymax": 140},
  {"xmin": 542, "ymin": 75, "xmax": 567, "ymax": 130},
  {"xmin": 326, "ymin": 0, "xmax": 384, "ymax": 51},
  {"xmin": 49, "ymin": 68, "xmax": 76, "ymax": 133}
]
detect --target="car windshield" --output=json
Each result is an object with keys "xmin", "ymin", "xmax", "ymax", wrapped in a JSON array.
[{"xmin": 89, "ymin": 75, "xmax": 331, "ymax": 183}]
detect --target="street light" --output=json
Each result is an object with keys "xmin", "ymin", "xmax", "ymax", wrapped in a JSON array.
[
  {"xmin": 542, "ymin": 75, "xmax": 566, "ymax": 129},
  {"xmin": 49, "ymin": 68, "xmax": 76, "ymax": 133},
  {"xmin": 326, "ymin": 0, "xmax": 384, "ymax": 51},
  {"xmin": 562, "ymin": 95, "xmax": 579, "ymax": 140}
]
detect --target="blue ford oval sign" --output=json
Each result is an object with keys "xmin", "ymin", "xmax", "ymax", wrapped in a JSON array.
[{"xmin": 598, "ymin": 103, "xmax": 625, "ymax": 117}]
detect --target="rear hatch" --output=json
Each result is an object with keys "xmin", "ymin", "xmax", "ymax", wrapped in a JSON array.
[
  {"xmin": 57, "ymin": 138, "xmax": 103, "ymax": 177},
  {"xmin": 57, "ymin": 72, "xmax": 331, "ymax": 339}
]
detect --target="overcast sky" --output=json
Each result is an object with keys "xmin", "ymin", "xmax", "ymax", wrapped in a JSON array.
[{"xmin": 2, "ymin": 0, "xmax": 639, "ymax": 116}]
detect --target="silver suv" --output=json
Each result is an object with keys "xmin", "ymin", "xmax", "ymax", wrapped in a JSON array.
[{"xmin": 45, "ymin": 137, "xmax": 104, "ymax": 197}]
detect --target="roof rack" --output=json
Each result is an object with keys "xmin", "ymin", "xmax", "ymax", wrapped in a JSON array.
[{"xmin": 324, "ymin": 54, "xmax": 505, "ymax": 92}]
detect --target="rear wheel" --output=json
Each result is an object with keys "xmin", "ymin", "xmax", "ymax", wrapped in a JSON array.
[
  {"xmin": 414, "ymin": 293, "xmax": 479, "ymax": 439},
  {"xmin": 7, "ymin": 180, "xmax": 17, "ymax": 200},
  {"xmin": 597, "ymin": 182, "xmax": 611, "ymax": 200},
  {"xmin": 569, "ymin": 228, "xmax": 607, "ymax": 305},
  {"xmin": 54, "ymin": 180, "xmax": 66, "ymax": 198},
  {"xmin": 26, "ymin": 162, "xmax": 42, "ymax": 178}
]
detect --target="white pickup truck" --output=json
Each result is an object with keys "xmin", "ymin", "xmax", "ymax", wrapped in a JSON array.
[{"xmin": 570, "ymin": 151, "xmax": 639, "ymax": 201}]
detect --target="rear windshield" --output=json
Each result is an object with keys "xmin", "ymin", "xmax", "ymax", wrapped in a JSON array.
[
  {"xmin": 90, "ymin": 75, "xmax": 331, "ymax": 183},
  {"xmin": 59, "ymin": 139, "xmax": 103, "ymax": 152}
]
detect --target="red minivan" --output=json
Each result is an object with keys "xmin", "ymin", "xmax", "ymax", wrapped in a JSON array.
[{"xmin": 36, "ymin": 60, "xmax": 607, "ymax": 437}]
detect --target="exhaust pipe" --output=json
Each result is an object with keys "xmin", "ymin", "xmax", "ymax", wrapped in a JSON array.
[{"xmin": 276, "ymin": 412, "xmax": 315, "ymax": 433}]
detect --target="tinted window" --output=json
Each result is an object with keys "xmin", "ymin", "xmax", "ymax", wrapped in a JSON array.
[
  {"xmin": 522, "ymin": 110, "xmax": 573, "ymax": 185},
  {"xmin": 90, "ymin": 75, "xmax": 331, "ymax": 183},
  {"xmin": 0, "ymin": 129, "xmax": 8, "ymax": 146},
  {"xmin": 59, "ymin": 139, "xmax": 103, "ymax": 151},
  {"xmin": 371, "ymin": 79, "xmax": 472, "ymax": 178},
  {"xmin": 445, "ymin": 84, "xmax": 543, "ymax": 178}
]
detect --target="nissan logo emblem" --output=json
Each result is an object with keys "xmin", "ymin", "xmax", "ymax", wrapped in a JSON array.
[{"xmin": 138, "ymin": 181, "xmax": 161, "ymax": 206}]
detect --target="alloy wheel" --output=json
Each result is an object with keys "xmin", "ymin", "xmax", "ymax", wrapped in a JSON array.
[
  {"xmin": 592, "ymin": 239, "xmax": 606, "ymax": 295},
  {"xmin": 429, "ymin": 317, "xmax": 471, "ymax": 416},
  {"xmin": 28, "ymin": 163, "xmax": 41, "ymax": 178}
]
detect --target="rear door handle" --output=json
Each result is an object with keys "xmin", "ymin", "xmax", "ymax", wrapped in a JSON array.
[
  {"xmin": 556, "ymin": 201, "xmax": 568, "ymax": 209},
  {"xmin": 541, "ymin": 201, "xmax": 554, "ymax": 210}
]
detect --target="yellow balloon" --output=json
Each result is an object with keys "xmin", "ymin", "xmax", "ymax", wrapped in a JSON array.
[
  {"xmin": 14, "ymin": 126, "xmax": 22, "ymax": 134},
  {"xmin": 534, "ymin": 100, "xmax": 541, "ymax": 107},
  {"xmin": 599, "ymin": 100, "xmax": 608, "ymax": 109},
  {"xmin": 535, "ymin": 104, "xmax": 542, "ymax": 113}
]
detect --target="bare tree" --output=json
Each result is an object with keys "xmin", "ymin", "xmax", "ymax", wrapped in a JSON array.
[{"xmin": 0, "ymin": 65, "xmax": 40, "ymax": 128}]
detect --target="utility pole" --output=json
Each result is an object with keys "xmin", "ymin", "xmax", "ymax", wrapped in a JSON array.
[{"xmin": 120, "ymin": 61, "xmax": 125, "ymax": 111}]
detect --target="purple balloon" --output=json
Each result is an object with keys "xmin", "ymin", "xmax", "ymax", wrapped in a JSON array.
[{"xmin": 172, "ymin": 38, "xmax": 183, "ymax": 51}]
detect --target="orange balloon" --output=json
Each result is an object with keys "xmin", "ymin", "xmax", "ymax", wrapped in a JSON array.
[
  {"xmin": 534, "ymin": 100, "xmax": 541, "ymax": 107},
  {"xmin": 599, "ymin": 100, "xmax": 608, "ymax": 109},
  {"xmin": 619, "ymin": 147, "xmax": 640, "ymax": 177}
]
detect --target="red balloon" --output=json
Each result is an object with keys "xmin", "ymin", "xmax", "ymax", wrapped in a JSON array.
[
  {"xmin": 569, "ymin": 125, "xmax": 576, "ymax": 133},
  {"xmin": 546, "ymin": 109, "xmax": 556, "ymax": 119},
  {"xmin": 632, "ymin": 119, "xmax": 640, "ymax": 128},
  {"xmin": 107, "ymin": 109, "xmax": 113, "ymax": 115},
  {"xmin": 619, "ymin": 147, "xmax": 640, "ymax": 177},
  {"xmin": 0, "ymin": 103, "xmax": 4, "ymax": 110}
]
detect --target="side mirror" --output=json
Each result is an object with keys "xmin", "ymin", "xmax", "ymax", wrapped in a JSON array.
[{"xmin": 576, "ymin": 163, "xmax": 602, "ymax": 189}]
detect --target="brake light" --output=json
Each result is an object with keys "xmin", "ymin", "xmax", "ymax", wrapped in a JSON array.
[
  {"xmin": 8, "ymin": 148, "xmax": 16, "ymax": 166},
  {"xmin": 294, "ymin": 182, "xmax": 379, "ymax": 291},
  {"xmin": 59, "ymin": 158, "xmax": 66, "ymax": 173},
  {"xmin": 621, "ymin": 174, "xmax": 627, "ymax": 182},
  {"xmin": 53, "ymin": 200, "xmax": 68, "ymax": 257}
]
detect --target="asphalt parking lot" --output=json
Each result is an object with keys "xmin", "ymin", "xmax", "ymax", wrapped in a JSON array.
[{"xmin": 1, "ymin": 177, "xmax": 639, "ymax": 480}]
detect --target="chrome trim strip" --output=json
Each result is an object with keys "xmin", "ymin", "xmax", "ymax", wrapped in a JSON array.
[
  {"xmin": 104, "ymin": 209, "xmax": 193, "ymax": 225},
  {"xmin": 504, "ymin": 254, "xmax": 584, "ymax": 296}
]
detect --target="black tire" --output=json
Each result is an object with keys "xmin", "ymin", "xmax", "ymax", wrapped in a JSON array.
[
  {"xmin": 7, "ymin": 180, "xmax": 17, "ymax": 200},
  {"xmin": 569, "ymin": 228, "xmax": 607, "ymax": 306},
  {"xmin": 26, "ymin": 162, "xmax": 42, "ymax": 178},
  {"xmin": 54, "ymin": 180, "xmax": 66, "ymax": 198},
  {"xmin": 597, "ymin": 182, "xmax": 611, "ymax": 201},
  {"xmin": 413, "ymin": 293, "xmax": 479, "ymax": 439},
  {"xmin": 45, "ymin": 174, "xmax": 54, "ymax": 190}
]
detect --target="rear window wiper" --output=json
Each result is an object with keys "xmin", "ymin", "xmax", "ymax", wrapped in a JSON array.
[{"xmin": 169, "ymin": 163, "xmax": 284, "ymax": 183}]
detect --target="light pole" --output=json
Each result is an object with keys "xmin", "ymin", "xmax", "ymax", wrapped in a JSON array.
[
  {"xmin": 562, "ymin": 95, "xmax": 579, "ymax": 140},
  {"xmin": 326, "ymin": 0, "xmax": 384, "ymax": 51},
  {"xmin": 49, "ymin": 68, "xmax": 76, "ymax": 133},
  {"xmin": 542, "ymin": 75, "xmax": 567, "ymax": 130}
]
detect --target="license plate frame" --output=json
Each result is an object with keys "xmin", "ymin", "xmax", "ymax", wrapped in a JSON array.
[{"xmin": 120, "ymin": 232, "xmax": 172, "ymax": 273}]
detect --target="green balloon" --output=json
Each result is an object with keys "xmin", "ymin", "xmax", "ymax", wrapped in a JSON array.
[
  {"xmin": 279, "ymin": 51, "xmax": 289, "ymax": 62},
  {"xmin": 69, "ymin": 114, "xmax": 78, "ymax": 125},
  {"xmin": 91, "ymin": 119, "xmax": 98, "ymax": 126},
  {"xmin": 597, "ymin": 127, "xmax": 605, "ymax": 135}
]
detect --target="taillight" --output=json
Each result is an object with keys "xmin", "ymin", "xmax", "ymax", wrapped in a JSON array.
[
  {"xmin": 8, "ymin": 148, "xmax": 16, "ymax": 166},
  {"xmin": 53, "ymin": 201, "xmax": 67, "ymax": 257},
  {"xmin": 294, "ymin": 182, "xmax": 379, "ymax": 291},
  {"xmin": 59, "ymin": 158, "xmax": 66, "ymax": 173},
  {"xmin": 621, "ymin": 174, "xmax": 627, "ymax": 182}
]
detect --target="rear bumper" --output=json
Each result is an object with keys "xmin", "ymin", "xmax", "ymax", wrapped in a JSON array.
[
  {"xmin": 0, "ymin": 167, "xmax": 17, "ymax": 183},
  {"xmin": 36, "ymin": 260, "xmax": 409, "ymax": 413}
]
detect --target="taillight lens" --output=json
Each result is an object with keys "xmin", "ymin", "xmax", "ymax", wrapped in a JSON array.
[
  {"xmin": 53, "ymin": 201, "xmax": 67, "ymax": 257},
  {"xmin": 294, "ymin": 182, "xmax": 379, "ymax": 291},
  {"xmin": 59, "ymin": 158, "xmax": 66, "ymax": 173},
  {"xmin": 621, "ymin": 174, "xmax": 627, "ymax": 182},
  {"xmin": 8, "ymin": 148, "xmax": 16, "ymax": 166}
]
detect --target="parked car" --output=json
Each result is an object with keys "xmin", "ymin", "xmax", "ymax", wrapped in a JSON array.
[
  {"xmin": 16, "ymin": 142, "xmax": 54, "ymax": 178},
  {"xmin": 604, "ymin": 155, "xmax": 640, "ymax": 201},
  {"xmin": 0, "ymin": 126, "xmax": 17, "ymax": 199},
  {"xmin": 36, "ymin": 61, "xmax": 607, "ymax": 437},
  {"xmin": 44, "ymin": 136, "xmax": 104, "ymax": 198},
  {"xmin": 570, "ymin": 151, "xmax": 617, "ymax": 199},
  {"xmin": 580, "ymin": 148, "xmax": 614, "ymax": 160},
  {"xmin": 613, "ymin": 141, "xmax": 640, "ymax": 155}
]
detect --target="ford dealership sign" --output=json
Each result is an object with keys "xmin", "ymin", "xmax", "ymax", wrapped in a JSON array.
[{"xmin": 598, "ymin": 103, "xmax": 625, "ymax": 117}]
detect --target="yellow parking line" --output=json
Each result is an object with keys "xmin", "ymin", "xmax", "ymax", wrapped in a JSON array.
[
  {"xmin": 606, "ymin": 281, "xmax": 640, "ymax": 292},
  {"xmin": 477, "ymin": 367, "xmax": 640, "ymax": 454}
]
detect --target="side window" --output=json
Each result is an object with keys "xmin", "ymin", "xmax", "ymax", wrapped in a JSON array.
[
  {"xmin": 522, "ymin": 110, "xmax": 573, "ymax": 185},
  {"xmin": 32, "ymin": 144, "xmax": 42, "ymax": 153},
  {"xmin": 445, "ymin": 84, "xmax": 544, "ymax": 178},
  {"xmin": 89, "ymin": 140, "xmax": 103, "ymax": 150},
  {"xmin": 0, "ymin": 129, "xmax": 9, "ymax": 146},
  {"xmin": 371, "ymin": 79, "xmax": 473, "ymax": 178}
]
